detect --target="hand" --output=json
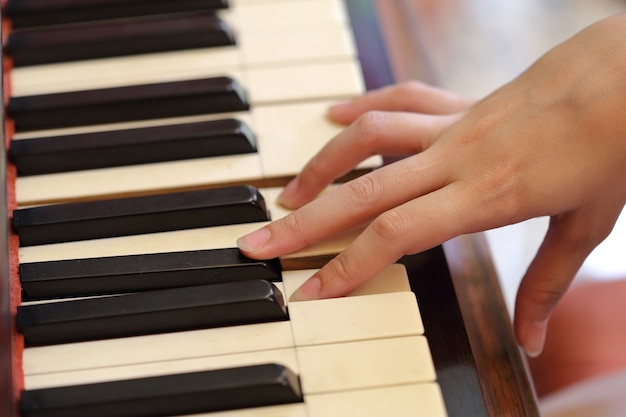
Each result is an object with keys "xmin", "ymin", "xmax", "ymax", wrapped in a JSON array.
[{"xmin": 237, "ymin": 14, "xmax": 626, "ymax": 357}]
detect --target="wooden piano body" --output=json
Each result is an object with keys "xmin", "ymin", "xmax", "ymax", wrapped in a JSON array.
[{"xmin": 0, "ymin": 1, "xmax": 538, "ymax": 416}]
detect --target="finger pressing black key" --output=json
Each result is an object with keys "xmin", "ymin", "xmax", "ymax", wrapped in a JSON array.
[
  {"xmin": 7, "ymin": 12, "xmax": 236, "ymax": 66},
  {"xmin": 12, "ymin": 185, "xmax": 269, "ymax": 246},
  {"xmin": 20, "ymin": 248, "xmax": 282, "ymax": 300},
  {"xmin": 10, "ymin": 119, "xmax": 256, "ymax": 176},
  {"xmin": 18, "ymin": 280, "xmax": 287, "ymax": 346},
  {"xmin": 5, "ymin": 0, "xmax": 229, "ymax": 29},
  {"xmin": 8, "ymin": 77, "xmax": 249, "ymax": 132},
  {"xmin": 20, "ymin": 364, "xmax": 302, "ymax": 417}
]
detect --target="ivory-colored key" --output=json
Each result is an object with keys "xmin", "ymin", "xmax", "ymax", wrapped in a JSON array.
[
  {"xmin": 296, "ymin": 335, "xmax": 437, "ymax": 394},
  {"xmin": 23, "ymin": 320, "xmax": 294, "ymax": 375},
  {"xmin": 17, "ymin": 187, "xmax": 365, "ymax": 267},
  {"xmin": 25, "ymin": 348, "xmax": 300, "ymax": 390},
  {"xmin": 288, "ymin": 292, "xmax": 424, "ymax": 346},
  {"xmin": 281, "ymin": 264, "xmax": 412, "ymax": 300},
  {"xmin": 15, "ymin": 100, "xmax": 380, "ymax": 206},
  {"xmin": 305, "ymin": 383, "xmax": 448, "ymax": 417},
  {"xmin": 176, "ymin": 383, "xmax": 448, "ymax": 417}
]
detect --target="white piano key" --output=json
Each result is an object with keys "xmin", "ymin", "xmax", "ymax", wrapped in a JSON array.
[
  {"xmin": 246, "ymin": 60, "xmax": 363, "ymax": 104},
  {"xmin": 15, "ymin": 99, "xmax": 381, "ymax": 206},
  {"xmin": 281, "ymin": 264, "xmax": 412, "ymax": 300},
  {"xmin": 253, "ymin": 100, "xmax": 380, "ymax": 179},
  {"xmin": 25, "ymin": 347, "xmax": 299, "ymax": 390},
  {"xmin": 179, "ymin": 383, "xmax": 448, "ymax": 417},
  {"xmin": 10, "ymin": 48, "xmax": 243, "ymax": 97},
  {"xmin": 239, "ymin": 25, "xmax": 356, "ymax": 65},
  {"xmin": 296, "ymin": 336, "xmax": 437, "ymax": 394},
  {"xmin": 23, "ymin": 321, "xmax": 294, "ymax": 375},
  {"xmin": 305, "ymin": 383, "xmax": 448, "ymax": 417},
  {"xmin": 16, "ymin": 187, "xmax": 356, "ymax": 263},
  {"xmin": 232, "ymin": 0, "xmax": 348, "ymax": 30},
  {"xmin": 16, "ymin": 154, "xmax": 264, "ymax": 205},
  {"xmin": 288, "ymin": 292, "xmax": 424, "ymax": 346}
]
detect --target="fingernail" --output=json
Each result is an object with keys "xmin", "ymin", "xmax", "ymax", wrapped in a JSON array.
[
  {"xmin": 236, "ymin": 228, "xmax": 270, "ymax": 252},
  {"xmin": 290, "ymin": 277, "xmax": 321, "ymax": 302},
  {"xmin": 277, "ymin": 177, "xmax": 299, "ymax": 208},
  {"xmin": 523, "ymin": 320, "xmax": 548, "ymax": 358}
]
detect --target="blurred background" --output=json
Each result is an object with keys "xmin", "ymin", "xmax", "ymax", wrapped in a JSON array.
[{"xmin": 377, "ymin": 0, "xmax": 626, "ymax": 314}]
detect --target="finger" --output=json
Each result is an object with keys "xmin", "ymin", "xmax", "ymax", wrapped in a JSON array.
[
  {"xmin": 513, "ymin": 211, "xmax": 613, "ymax": 358},
  {"xmin": 290, "ymin": 182, "xmax": 475, "ymax": 300},
  {"xmin": 328, "ymin": 81, "xmax": 474, "ymax": 125},
  {"xmin": 238, "ymin": 148, "xmax": 451, "ymax": 260},
  {"xmin": 278, "ymin": 111, "xmax": 458, "ymax": 209}
]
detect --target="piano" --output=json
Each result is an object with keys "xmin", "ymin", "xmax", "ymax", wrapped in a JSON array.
[{"xmin": 0, "ymin": 1, "xmax": 539, "ymax": 416}]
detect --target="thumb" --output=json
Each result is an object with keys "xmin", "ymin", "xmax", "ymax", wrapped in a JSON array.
[{"xmin": 513, "ymin": 213, "xmax": 601, "ymax": 358}]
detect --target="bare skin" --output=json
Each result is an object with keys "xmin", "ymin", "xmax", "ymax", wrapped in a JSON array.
[{"xmin": 237, "ymin": 14, "xmax": 626, "ymax": 357}]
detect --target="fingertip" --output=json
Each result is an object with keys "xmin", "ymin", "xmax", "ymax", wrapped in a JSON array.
[
  {"xmin": 277, "ymin": 177, "xmax": 300, "ymax": 209},
  {"xmin": 519, "ymin": 319, "xmax": 548, "ymax": 358},
  {"xmin": 236, "ymin": 228, "xmax": 271, "ymax": 255},
  {"xmin": 327, "ymin": 100, "xmax": 357, "ymax": 124},
  {"xmin": 289, "ymin": 277, "xmax": 321, "ymax": 302}
]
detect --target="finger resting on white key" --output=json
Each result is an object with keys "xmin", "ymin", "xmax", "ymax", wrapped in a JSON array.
[
  {"xmin": 279, "ymin": 111, "xmax": 455, "ymax": 209},
  {"xmin": 291, "ymin": 183, "xmax": 476, "ymax": 300},
  {"xmin": 239, "ymin": 149, "xmax": 451, "ymax": 261}
]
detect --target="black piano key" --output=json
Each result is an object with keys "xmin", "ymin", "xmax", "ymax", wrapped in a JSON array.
[
  {"xmin": 5, "ymin": 0, "xmax": 229, "ymax": 30},
  {"xmin": 12, "ymin": 185, "xmax": 269, "ymax": 247},
  {"xmin": 6, "ymin": 12, "xmax": 236, "ymax": 67},
  {"xmin": 20, "ymin": 363, "xmax": 302, "ymax": 417},
  {"xmin": 18, "ymin": 279, "xmax": 287, "ymax": 346},
  {"xmin": 9, "ymin": 119, "xmax": 257, "ymax": 176},
  {"xmin": 20, "ymin": 248, "xmax": 282, "ymax": 300},
  {"xmin": 8, "ymin": 77, "xmax": 250, "ymax": 132}
]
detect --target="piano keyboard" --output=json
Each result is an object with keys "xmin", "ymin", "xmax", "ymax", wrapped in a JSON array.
[
  {"xmin": 9, "ymin": 0, "xmax": 380, "ymax": 206},
  {"xmin": 1, "ymin": 1, "xmax": 494, "ymax": 416}
]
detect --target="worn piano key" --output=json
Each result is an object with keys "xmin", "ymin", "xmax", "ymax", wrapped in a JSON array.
[
  {"xmin": 13, "ymin": 102, "xmax": 380, "ymax": 206},
  {"xmin": 24, "ymin": 321, "xmax": 295, "ymax": 376},
  {"xmin": 181, "ymin": 384, "xmax": 447, "ymax": 417},
  {"xmin": 20, "ymin": 248, "xmax": 281, "ymax": 300},
  {"xmin": 9, "ymin": 118, "xmax": 257, "ymax": 175},
  {"xmin": 305, "ymin": 383, "xmax": 448, "ymax": 417},
  {"xmin": 18, "ymin": 280, "xmax": 287, "ymax": 346},
  {"xmin": 297, "ymin": 336, "xmax": 436, "ymax": 394},
  {"xmin": 288, "ymin": 292, "xmax": 424, "ymax": 346},
  {"xmin": 8, "ymin": 77, "xmax": 249, "ymax": 132},
  {"xmin": 20, "ymin": 364, "xmax": 302, "ymax": 417},
  {"xmin": 25, "ymin": 345, "xmax": 299, "ymax": 390},
  {"xmin": 5, "ymin": 0, "xmax": 228, "ymax": 29},
  {"xmin": 6, "ymin": 12, "xmax": 236, "ymax": 67},
  {"xmin": 12, "ymin": 185, "xmax": 268, "ymax": 247},
  {"xmin": 20, "ymin": 265, "xmax": 411, "ymax": 376}
]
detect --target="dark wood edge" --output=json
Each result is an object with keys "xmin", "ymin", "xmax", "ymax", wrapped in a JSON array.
[{"xmin": 444, "ymin": 235, "xmax": 540, "ymax": 417}]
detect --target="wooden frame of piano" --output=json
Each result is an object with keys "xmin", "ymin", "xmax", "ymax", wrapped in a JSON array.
[{"xmin": 1, "ymin": 1, "xmax": 539, "ymax": 416}]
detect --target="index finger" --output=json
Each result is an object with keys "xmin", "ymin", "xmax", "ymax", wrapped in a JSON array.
[{"xmin": 237, "ymin": 144, "xmax": 449, "ymax": 261}]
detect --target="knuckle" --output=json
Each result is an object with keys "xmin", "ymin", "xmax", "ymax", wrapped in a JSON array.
[
  {"xmin": 353, "ymin": 111, "xmax": 390, "ymax": 146},
  {"xmin": 304, "ymin": 153, "xmax": 328, "ymax": 180},
  {"xmin": 523, "ymin": 284, "xmax": 566, "ymax": 318},
  {"xmin": 340, "ymin": 175, "xmax": 384, "ymax": 210},
  {"xmin": 369, "ymin": 210, "xmax": 408, "ymax": 245},
  {"xmin": 280, "ymin": 212, "xmax": 308, "ymax": 238},
  {"xmin": 323, "ymin": 255, "xmax": 355, "ymax": 288}
]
